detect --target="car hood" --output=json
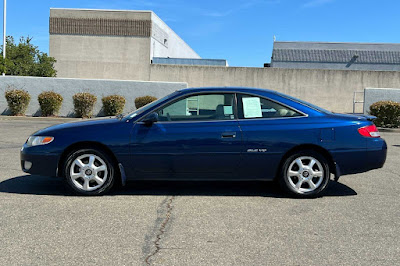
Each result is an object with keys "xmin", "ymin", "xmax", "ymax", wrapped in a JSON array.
[{"xmin": 33, "ymin": 117, "xmax": 122, "ymax": 136}]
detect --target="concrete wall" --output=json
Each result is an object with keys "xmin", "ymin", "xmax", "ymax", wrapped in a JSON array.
[
  {"xmin": 364, "ymin": 88, "xmax": 400, "ymax": 114},
  {"xmin": 148, "ymin": 65, "xmax": 400, "ymax": 113},
  {"xmin": 50, "ymin": 35, "xmax": 151, "ymax": 80},
  {"xmin": 50, "ymin": 9, "xmax": 153, "ymax": 80},
  {"xmin": 0, "ymin": 76, "xmax": 187, "ymax": 117},
  {"xmin": 2, "ymin": 70, "xmax": 400, "ymax": 116}
]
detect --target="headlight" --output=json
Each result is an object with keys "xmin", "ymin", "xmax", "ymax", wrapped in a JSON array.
[{"xmin": 26, "ymin": 136, "xmax": 54, "ymax": 147}]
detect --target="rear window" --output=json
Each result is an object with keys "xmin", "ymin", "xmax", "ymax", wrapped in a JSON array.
[
  {"xmin": 237, "ymin": 94, "xmax": 303, "ymax": 119},
  {"xmin": 275, "ymin": 92, "xmax": 332, "ymax": 114}
]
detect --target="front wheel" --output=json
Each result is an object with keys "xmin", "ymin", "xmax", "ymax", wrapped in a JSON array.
[
  {"xmin": 64, "ymin": 149, "xmax": 115, "ymax": 196},
  {"xmin": 279, "ymin": 150, "xmax": 330, "ymax": 198}
]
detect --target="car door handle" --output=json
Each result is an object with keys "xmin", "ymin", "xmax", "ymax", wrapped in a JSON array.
[{"xmin": 221, "ymin": 132, "xmax": 236, "ymax": 139}]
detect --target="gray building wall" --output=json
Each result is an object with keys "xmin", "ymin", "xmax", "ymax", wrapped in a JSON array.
[
  {"xmin": 271, "ymin": 41, "xmax": 400, "ymax": 71},
  {"xmin": 50, "ymin": 34, "xmax": 151, "ymax": 80},
  {"xmin": 272, "ymin": 62, "xmax": 400, "ymax": 71},
  {"xmin": 50, "ymin": 8, "xmax": 200, "ymax": 80},
  {"xmin": 364, "ymin": 88, "xmax": 400, "ymax": 114},
  {"xmin": 0, "ymin": 76, "xmax": 187, "ymax": 117},
  {"xmin": 273, "ymin": 41, "xmax": 400, "ymax": 51}
]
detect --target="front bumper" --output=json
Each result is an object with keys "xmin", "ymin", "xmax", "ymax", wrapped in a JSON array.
[{"xmin": 20, "ymin": 146, "xmax": 59, "ymax": 177}]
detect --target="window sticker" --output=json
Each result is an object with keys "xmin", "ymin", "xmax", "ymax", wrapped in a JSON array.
[
  {"xmin": 224, "ymin": 106, "xmax": 233, "ymax": 115},
  {"xmin": 242, "ymin": 97, "xmax": 262, "ymax": 118}
]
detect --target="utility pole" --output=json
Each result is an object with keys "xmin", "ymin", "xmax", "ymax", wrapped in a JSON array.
[{"xmin": 2, "ymin": 0, "xmax": 6, "ymax": 76}]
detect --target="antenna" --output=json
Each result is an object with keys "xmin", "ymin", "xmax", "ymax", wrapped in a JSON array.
[{"xmin": 273, "ymin": 35, "xmax": 276, "ymax": 42}]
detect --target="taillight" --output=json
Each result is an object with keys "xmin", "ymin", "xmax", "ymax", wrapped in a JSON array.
[{"xmin": 358, "ymin": 124, "xmax": 380, "ymax": 138}]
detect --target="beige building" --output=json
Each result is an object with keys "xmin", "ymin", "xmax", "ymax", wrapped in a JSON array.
[{"xmin": 49, "ymin": 8, "xmax": 201, "ymax": 80}]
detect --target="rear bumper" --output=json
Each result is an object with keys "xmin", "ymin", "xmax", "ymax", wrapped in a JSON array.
[
  {"xmin": 365, "ymin": 145, "xmax": 387, "ymax": 171},
  {"xmin": 332, "ymin": 139, "xmax": 387, "ymax": 176},
  {"xmin": 20, "ymin": 147, "xmax": 59, "ymax": 177}
]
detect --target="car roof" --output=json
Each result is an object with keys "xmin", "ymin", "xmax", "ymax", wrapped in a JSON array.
[{"xmin": 178, "ymin": 87, "xmax": 278, "ymax": 95}]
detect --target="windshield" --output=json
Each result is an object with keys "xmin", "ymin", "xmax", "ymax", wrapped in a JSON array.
[
  {"xmin": 125, "ymin": 91, "xmax": 180, "ymax": 119},
  {"xmin": 276, "ymin": 92, "xmax": 332, "ymax": 114}
]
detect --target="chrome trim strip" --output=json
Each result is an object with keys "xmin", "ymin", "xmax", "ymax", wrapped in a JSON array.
[
  {"xmin": 136, "ymin": 120, "xmax": 239, "ymax": 124},
  {"xmin": 238, "ymin": 115, "xmax": 308, "ymax": 121}
]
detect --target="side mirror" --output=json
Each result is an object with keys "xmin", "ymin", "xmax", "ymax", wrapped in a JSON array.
[{"xmin": 143, "ymin": 112, "xmax": 158, "ymax": 126}]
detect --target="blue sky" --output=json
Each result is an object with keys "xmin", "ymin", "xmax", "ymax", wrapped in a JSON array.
[{"xmin": 2, "ymin": 0, "xmax": 400, "ymax": 67}]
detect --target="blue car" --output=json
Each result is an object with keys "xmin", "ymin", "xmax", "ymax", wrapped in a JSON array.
[{"xmin": 20, "ymin": 87, "xmax": 387, "ymax": 197}]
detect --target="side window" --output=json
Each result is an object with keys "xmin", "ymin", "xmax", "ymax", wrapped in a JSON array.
[
  {"xmin": 156, "ymin": 93, "xmax": 236, "ymax": 122},
  {"xmin": 238, "ymin": 94, "xmax": 302, "ymax": 119}
]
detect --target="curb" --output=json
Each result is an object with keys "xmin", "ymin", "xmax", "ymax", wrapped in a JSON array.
[
  {"xmin": 378, "ymin": 127, "xmax": 400, "ymax": 133},
  {"xmin": 0, "ymin": 115, "xmax": 82, "ymax": 122}
]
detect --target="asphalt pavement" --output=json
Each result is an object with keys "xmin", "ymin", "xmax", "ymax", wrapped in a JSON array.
[{"xmin": 0, "ymin": 118, "xmax": 399, "ymax": 265}]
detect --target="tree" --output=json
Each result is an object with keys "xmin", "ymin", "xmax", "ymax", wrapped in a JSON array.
[{"xmin": 0, "ymin": 36, "xmax": 57, "ymax": 77}]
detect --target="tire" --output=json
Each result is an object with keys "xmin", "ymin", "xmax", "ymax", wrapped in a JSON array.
[
  {"xmin": 279, "ymin": 150, "xmax": 330, "ymax": 198},
  {"xmin": 64, "ymin": 148, "xmax": 115, "ymax": 196}
]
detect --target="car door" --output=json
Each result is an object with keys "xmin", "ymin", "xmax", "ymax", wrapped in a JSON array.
[
  {"xmin": 130, "ymin": 92, "xmax": 243, "ymax": 179},
  {"xmin": 236, "ymin": 93, "xmax": 308, "ymax": 180}
]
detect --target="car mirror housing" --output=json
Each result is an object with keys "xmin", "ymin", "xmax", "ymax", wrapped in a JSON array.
[{"xmin": 143, "ymin": 112, "xmax": 158, "ymax": 126}]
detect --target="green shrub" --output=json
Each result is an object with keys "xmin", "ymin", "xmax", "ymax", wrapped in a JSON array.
[
  {"xmin": 135, "ymin": 95, "xmax": 157, "ymax": 109},
  {"xmin": 73, "ymin": 92, "xmax": 97, "ymax": 118},
  {"xmin": 38, "ymin": 91, "xmax": 63, "ymax": 116},
  {"xmin": 369, "ymin": 100, "xmax": 400, "ymax": 128},
  {"xmin": 4, "ymin": 89, "xmax": 31, "ymax": 116},
  {"xmin": 102, "ymin": 95, "xmax": 126, "ymax": 116}
]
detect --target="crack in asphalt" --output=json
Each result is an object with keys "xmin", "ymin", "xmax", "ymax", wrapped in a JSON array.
[{"xmin": 144, "ymin": 195, "xmax": 176, "ymax": 265}]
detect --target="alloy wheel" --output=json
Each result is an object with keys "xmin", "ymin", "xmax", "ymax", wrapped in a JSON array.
[
  {"xmin": 69, "ymin": 154, "xmax": 108, "ymax": 191},
  {"xmin": 287, "ymin": 156, "xmax": 324, "ymax": 194}
]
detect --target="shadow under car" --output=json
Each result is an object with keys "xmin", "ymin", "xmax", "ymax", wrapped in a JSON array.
[{"xmin": 0, "ymin": 175, "xmax": 357, "ymax": 197}]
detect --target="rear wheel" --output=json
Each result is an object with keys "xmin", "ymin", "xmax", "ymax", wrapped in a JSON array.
[
  {"xmin": 279, "ymin": 150, "xmax": 330, "ymax": 198},
  {"xmin": 64, "ymin": 149, "xmax": 115, "ymax": 196}
]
